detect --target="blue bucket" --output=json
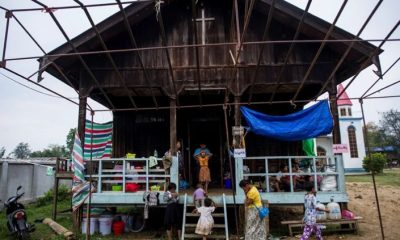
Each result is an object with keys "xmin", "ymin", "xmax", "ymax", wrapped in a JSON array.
[{"xmin": 224, "ymin": 179, "xmax": 232, "ymax": 189}]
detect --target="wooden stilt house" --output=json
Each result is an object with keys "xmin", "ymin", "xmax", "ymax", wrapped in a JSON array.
[{"xmin": 42, "ymin": 0, "xmax": 381, "ymax": 211}]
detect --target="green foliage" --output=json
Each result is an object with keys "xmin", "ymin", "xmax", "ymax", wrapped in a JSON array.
[
  {"xmin": 12, "ymin": 142, "xmax": 31, "ymax": 159},
  {"xmin": 66, "ymin": 128, "xmax": 76, "ymax": 155},
  {"xmin": 380, "ymin": 109, "xmax": 400, "ymax": 148},
  {"xmin": 36, "ymin": 185, "xmax": 71, "ymax": 207},
  {"xmin": 0, "ymin": 146, "xmax": 5, "ymax": 158},
  {"xmin": 363, "ymin": 153, "xmax": 387, "ymax": 174},
  {"xmin": 30, "ymin": 144, "xmax": 68, "ymax": 158}
]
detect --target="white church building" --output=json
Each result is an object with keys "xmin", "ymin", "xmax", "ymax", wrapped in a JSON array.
[{"xmin": 317, "ymin": 84, "xmax": 366, "ymax": 173}]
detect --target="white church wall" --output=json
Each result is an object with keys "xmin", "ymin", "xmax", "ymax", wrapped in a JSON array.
[{"xmin": 339, "ymin": 118, "xmax": 366, "ymax": 172}]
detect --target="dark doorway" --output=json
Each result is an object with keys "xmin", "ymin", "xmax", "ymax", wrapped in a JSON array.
[{"xmin": 179, "ymin": 107, "xmax": 225, "ymax": 188}]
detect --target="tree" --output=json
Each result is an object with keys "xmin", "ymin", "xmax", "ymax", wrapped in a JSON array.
[
  {"xmin": 30, "ymin": 144, "xmax": 68, "ymax": 158},
  {"xmin": 380, "ymin": 109, "xmax": 400, "ymax": 148},
  {"xmin": 364, "ymin": 122, "xmax": 387, "ymax": 148},
  {"xmin": 0, "ymin": 147, "xmax": 5, "ymax": 158},
  {"xmin": 66, "ymin": 128, "xmax": 76, "ymax": 155},
  {"xmin": 12, "ymin": 142, "xmax": 31, "ymax": 159},
  {"xmin": 363, "ymin": 153, "xmax": 387, "ymax": 174}
]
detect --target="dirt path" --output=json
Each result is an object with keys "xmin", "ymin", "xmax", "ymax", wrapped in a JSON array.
[{"xmin": 284, "ymin": 183, "xmax": 400, "ymax": 240}]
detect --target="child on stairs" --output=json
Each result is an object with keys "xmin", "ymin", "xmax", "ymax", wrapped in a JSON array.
[{"xmin": 192, "ymin": 198, "xmax": 216, "ymax": 240}]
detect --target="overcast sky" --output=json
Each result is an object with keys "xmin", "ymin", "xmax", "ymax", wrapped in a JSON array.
[{"xmin": 0, "ymin": 0, "xmax": 399, "ymax": 155}]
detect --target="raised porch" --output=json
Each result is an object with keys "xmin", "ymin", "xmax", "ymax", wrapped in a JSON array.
[{"xmin": 83, "ymin": 155, "xmax": 347, "ymax": 205}]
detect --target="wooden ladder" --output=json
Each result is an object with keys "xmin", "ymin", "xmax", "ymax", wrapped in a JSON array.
[{"xmin": 181, "ymin": 193, "xmax": 229, "ymax": 240}]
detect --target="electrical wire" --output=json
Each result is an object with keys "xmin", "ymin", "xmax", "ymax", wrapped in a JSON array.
[{"xmin": 0, "ymin": 71, "xmax": 78, "ymax": 99}]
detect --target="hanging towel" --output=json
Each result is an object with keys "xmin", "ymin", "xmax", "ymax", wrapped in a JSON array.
[{"xmin": 149, "ymin": 156, "xmax": 158, "ymax": 168}]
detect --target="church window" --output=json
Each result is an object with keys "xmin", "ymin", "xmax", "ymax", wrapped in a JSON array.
[
  {"xmin": 348, "ymin": 126, "xmax": 358, "ymax": 158},
  {"xmin": 348, "ymin": 108, "xmax": 352, "ymax": 116},
  {"xmin": 340, "ymin": 108, "xmax": 346, "ymax": 116}
]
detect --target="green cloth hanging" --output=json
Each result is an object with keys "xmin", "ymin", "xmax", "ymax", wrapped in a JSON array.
[
  {"xmin": 301, "ymin": 139, "xmax": 316, "ymax": 169},
  {"xmin": 302, "ymin": 138, "xmax": 316, "ymax": 156}
]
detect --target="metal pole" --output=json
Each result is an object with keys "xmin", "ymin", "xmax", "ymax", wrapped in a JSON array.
[
  {"xmin": 359, "ymin": 99, "xmax": 385, "ymax": 240},
  {"xmin": 1, "ymin": 10, "xmax": 12, "ymax": 67},
  {"xmin": 223, "ymin": 104, "xmax": 239, "ymax": 235}
]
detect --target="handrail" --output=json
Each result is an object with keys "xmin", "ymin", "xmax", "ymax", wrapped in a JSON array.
[
  {"xmin": 238, "ymin": 155, "xmax": 343, "ymax": 193},
  {"xmin": 181, "ymin": 193, "xmax": 187, "ymax": 240},
  {"xmin": 222, "ymin": 193, "xmax": 229, "ymax": 240},
  {"xmin": 84, "ymin": 157, "xmax": 170, "ymax": 193}
]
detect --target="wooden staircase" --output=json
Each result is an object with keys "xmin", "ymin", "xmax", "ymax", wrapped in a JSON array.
[{"xmin": 181, "ymin": 193, "xmax": 229, "ymax": 240}]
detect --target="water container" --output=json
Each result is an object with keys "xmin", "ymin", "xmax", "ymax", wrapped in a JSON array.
[
  {"xmin": 120, "ymin": 214, "xmax": 131, "ymax": 232},
  {"xmin": 112, "ymin": 221, "xmax": 125, "ymax": 236},
  {"xmin": 316, "ymin": 201, "xmax": 327, "ymax": 221},
  {"xmin": 98, "ymin": 217, "xmax": 113, "ymax": 235},
  {"xmin": 327, "ymin": 197, "xmax": 341, "ymax": 220},
  {"xmin": 81, "ymin": 217, "xmax": 98, "ymax": 235}
]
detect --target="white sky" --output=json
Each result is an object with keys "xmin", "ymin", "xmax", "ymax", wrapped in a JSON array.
[{"xmin": 0, "ymin": 0, "xmax": 399, "ymax": 154}]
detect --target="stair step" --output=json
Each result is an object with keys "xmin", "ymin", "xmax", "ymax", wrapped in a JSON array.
[
  {"xmin": 184, "ymin": 233, "xmax": 227, "ymax": 239},
  {"xmin": 186, "ymin": 213, "xmax": 225, "ymax": 217},
  {"xmin": 185, "ymin": 223, "xmax": 225, "ymax": 228}
]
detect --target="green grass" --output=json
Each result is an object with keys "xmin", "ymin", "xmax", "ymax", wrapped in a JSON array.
[
  {"xmin": 0, "ymin": 198, "xmax": 156, "ymax": 239},
  {"xmin": 0, "ymin": 199, "xmax": 71, "ymax": 240},
  {"xmin": 345, "ymin": 168, "xmax": 400, "ymax": 187}
]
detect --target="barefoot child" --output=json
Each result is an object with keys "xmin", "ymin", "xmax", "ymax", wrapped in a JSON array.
[
  {"xmin": 193, "ymin": 198, "xmax": 216, "ymax": 240},
  {"xmin": 300, "ymin": 182, "xmax": 329, "ymax": 240},
  {"xmin": 193, "ymin": 183, "xmax": 206, "ymax": 207},
  {"xmin": 195, "ymin": 150, "xmax": 211, "ymax": 193}
]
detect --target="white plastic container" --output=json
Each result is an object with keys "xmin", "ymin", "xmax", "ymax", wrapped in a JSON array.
[
  {"xmin": 98, "ymin": 217, "xmax": 113, "ymax": 235},
  {"xmin": 81, "ymin": 217, "xmax": 98, "ymax": 235},
  {"xmin": 327, "ymin": 197, "xmax": 341, "ymax": 220},
  {"xmin": 119, "ymin": 214, "xmax": 131, "ymax": 232},
  {"xmin": 316, "ymin": 201, "xmax": 327, "ymax": 221}
]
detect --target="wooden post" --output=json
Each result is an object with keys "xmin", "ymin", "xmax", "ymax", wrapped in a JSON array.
[
  {"xmin": 72, "ymin": 95, "xmax": 87, "ymax": 233},
  {"xmin": 170, "ymin": 98, "xmax": 177, "ymax": 154},
  {"xmin": 52, "ymin": 158, "xmax": 60, "ymax": 220},
  {"xmin": 169, "ymin": 98, "xmax": 177, "ymax": 189},
  {"xmin": 328, "ymin": 78, "xmax": 341, "ymax": 144}
]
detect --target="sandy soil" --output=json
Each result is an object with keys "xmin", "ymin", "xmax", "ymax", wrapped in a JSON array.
[
  {"xmin": 120, "ymin": 182, "xmax": 400, "ymax": 239},
  {"xmin": 284, "ymin": 182, "xmax": 400, "ymax": 240}
]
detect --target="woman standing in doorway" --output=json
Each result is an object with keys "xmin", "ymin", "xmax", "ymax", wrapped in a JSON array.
[{"xmin": 239, "ymin": 179, "xmax": 267, "ymax": 240}]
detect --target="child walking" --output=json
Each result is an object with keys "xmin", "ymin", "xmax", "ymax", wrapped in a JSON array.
[
  {"xmin": 301, "ymin": 182, "xmax": 329, "ymax": 240},
  {"xmin": 193, "ymin": 183, "xmax": 207, "ymax": 207},
  {"xmin": 193, "ymin": 198, "xmax": 216, "ymax": 240}
]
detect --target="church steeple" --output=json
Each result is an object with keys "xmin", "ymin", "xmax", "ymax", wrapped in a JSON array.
[
  {"xmin": 337, "ymin": 84, "xmax": 353, "ymax": 106},
  {"xmin": 337, "ymin": 84, "xmax": 353, "ymax": 117}
]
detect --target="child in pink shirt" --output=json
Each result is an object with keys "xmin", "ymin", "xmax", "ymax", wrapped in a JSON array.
[{"xmin": 193, "ymin": 183, "xmax": 206, "ymax": 207}]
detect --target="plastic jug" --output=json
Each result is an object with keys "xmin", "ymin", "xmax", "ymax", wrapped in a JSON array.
[
  {"xmin": 327, "ymin": 197, "xmax": 341, "ymax": 220},
  {"xmin": 316, "ymin": 201, "xmax": 327, "ymax": 221}
]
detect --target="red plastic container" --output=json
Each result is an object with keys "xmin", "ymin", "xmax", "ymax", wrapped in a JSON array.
[{"xmin": 112, "ymin": 221, "xmax": 125, "ymax": 236}]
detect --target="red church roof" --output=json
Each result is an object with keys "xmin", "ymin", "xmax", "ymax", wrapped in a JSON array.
[{"xmin": 337, "ymin": 84, "xmax": 353, "ymax": 106}]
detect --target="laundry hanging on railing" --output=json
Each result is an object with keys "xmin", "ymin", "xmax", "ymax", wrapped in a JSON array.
[
  {"xmin": 241, "ymin": 100, "xmax": 333, "ymax": 141},
  {"xmin": 84, "ymin": 120, "xmax": 113, "ymax": 159}
]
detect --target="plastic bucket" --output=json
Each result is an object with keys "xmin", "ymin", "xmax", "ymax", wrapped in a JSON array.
[
  {"xmin": 82, "ymin": 217, "xmax": 97, "ymax": 235},
  {"xmin": 98, "ymin": 217, "xmax": 113, "ymax": 235},
  {"xmin": 112, "ymin": 221, "xmax": 125, "ymax": 236},
  {"xmin": 119, "ymin": 215, "xmax": 131, "ymax": 232},
  {"xmin": 224, "ymin": 179, "xmax": 232, "ymax": 189}
]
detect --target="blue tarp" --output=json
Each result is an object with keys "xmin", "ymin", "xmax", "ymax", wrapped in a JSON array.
[{"xmin": 241, "ymin": 101, "xmax": 333, "ymax": 141}]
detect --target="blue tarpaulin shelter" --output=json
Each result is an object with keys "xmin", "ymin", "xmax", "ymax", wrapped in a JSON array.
[{"xmin": 241, "ymin": 101, "xmax": 333, "ymax": 141}]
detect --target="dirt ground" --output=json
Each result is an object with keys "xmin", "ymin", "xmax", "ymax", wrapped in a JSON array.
[
  {"xmin": 284, "ymin": 182, "xmax": 400, "ymax": 240},
  {"xmin": 119, "ymin": 182, "xmax": 400, "ymax": 240}
]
